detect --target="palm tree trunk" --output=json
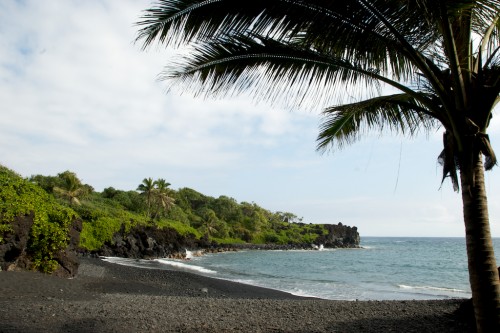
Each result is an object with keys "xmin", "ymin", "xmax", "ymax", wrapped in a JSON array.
[{"xmin": 460, "ymin": 153, "xmax": 500, "ymax": 332}]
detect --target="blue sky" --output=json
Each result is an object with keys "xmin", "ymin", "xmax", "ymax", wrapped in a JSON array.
[{"xmin": 1, "ymin": 0, "xmax": 499, "ymax": 237}]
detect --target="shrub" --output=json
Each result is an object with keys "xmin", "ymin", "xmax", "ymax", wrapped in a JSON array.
[
  {"xmin": 0, "ymin": 165, "xmax": 75, "ymax": 273},
  {"xmin": 211, "ymin": 236, "xmax": 246, "ymax": 245},
  {"xmin": 155, "ymin": 219, "xmax": 201, "ymax": 238},
  {"xmin": 80, "ymin": 216, "xmax": 124, "ymax": 251},
  {"xmin": 262, "ymin": 231, "xmax": 285, "ymax": 244}
]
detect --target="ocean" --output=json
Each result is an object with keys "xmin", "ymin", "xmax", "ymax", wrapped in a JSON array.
[{"xmin": 103, "ymin": 237, "xmax": 500, "ymax": 301}]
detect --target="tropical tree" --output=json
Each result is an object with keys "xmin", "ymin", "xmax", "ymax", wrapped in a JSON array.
[
  {"xmin": 29, "ymin": 174, "xmax": 61, "ymax": 194},
  {"xmin": 212, "ymin": 195, "xmax": 242, "ymax": 224},
  {"xmin": 137, "ymin": 177, "xmax": 156, "ymax": 217},
  {"xmin": 200, "ymin": 208, "xmax": 218, "ymax": 238},
  {"xmin": 277, "ymin": 211, "xmax": 303, "ymax": 224},
  {"xmin": 136, "ymin": 1, "xmax": 500, "ymax": 330},
  {"xmin": 52, "ymin": 171, "xmax": 89, "ymax": 205},
  {"xmin": 199, "ymin": 208, "xmax": 228, "ymax": 239},
  {"xmin": 152, "ymin": 178, "xmax": 175, "ymax": 218}
]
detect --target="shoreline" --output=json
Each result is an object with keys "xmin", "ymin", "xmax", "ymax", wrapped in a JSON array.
[
  {"xmin": 102, "ymin": 254, "xmax": 470, "ymax": 301},
  {"xmin": 0, "ymin": 257, "xmax": 475, "ymax": 332},
  {"xmin": 99, "ymin": 255, "xmax": 317, "ymax": 299},
  {"xmin": 79, "ymin": 256, "xmax": 309, "ymax": 299}
]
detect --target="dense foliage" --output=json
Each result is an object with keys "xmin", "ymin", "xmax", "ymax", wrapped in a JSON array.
[
  {"xmin": 25, "ymin": 170, "xmax": 327, "ymax": 251},
  {"xmin": 0, "ymin": 166, "xmax": 76, "ymax": 273}
]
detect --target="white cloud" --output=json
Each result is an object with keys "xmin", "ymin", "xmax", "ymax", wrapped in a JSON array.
[{"xmin": 0, "ymin": 0, "xmax": 310, "ymax": 193}]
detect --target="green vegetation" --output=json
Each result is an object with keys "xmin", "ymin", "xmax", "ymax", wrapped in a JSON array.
[
  {"xmin": 137, "ymin": 177, "xmax": 175, "ymax": 219},
  {"xmin": 1, "ymin": 167, "xmax": 328, "ymax": 254},
  {"xmin": 52, "ymin": 171, "xmax": 91, "ymax": 205},
  {"xmin": 85, "ymin": 178, "xmax": 328, "ymax": 250},
  {"xmin": 0, "ymin": 166, "xmax": 76, "ymax": 273}
]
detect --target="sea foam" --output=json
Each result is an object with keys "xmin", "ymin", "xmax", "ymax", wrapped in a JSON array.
[
  {"xmin": 100, "ymin": 256, "xmax": 217, "ymax": 274},
  {"xmin": 101, "ymin": 256, "xmax": 159, "ymax": 269},
  {"xmin": 398, "ymin": 284, "xmax": 466, "ymax": 293},
  {"xmin": 156, "ymin": 258, "xmax": 217, "ymax": 274}
]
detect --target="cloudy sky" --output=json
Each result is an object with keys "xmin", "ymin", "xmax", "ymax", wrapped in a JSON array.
[{"xmin": 1, "ymin": 0, "xmax": 499, "ymax": 237}]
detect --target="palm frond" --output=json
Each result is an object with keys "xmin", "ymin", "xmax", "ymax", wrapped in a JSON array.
[
  {"xmin": 164, "ymin": 36, "xmax": 365, "ymax": 108},
  {"xmin": 478, "ymin": 14, "xmax": 500, "ymax": 75},
  {"xmin": 137, "ymin": 0, "xmax": 351, "ymax": 48},
  {"xmin": 316, "ymin": 94, "xmax": 439, "ymax": 152},
  {"xmin": 470, "ymin": 0, "xmax": 500, "ymax": 36},
  {"xmin": 477, "ymin": 133, "xmax": 498, "ymax": 170},
  {"xmin": 137, "ymin": 0, "xmax": 500, "ymax": 183},
  {"xmin": 138, "ymin": 1, "xmax": 444, "ymax": 79},
  {"xmin": 437, "ymin": 130, "xmax": 460, "ymax": 192},
  {"xmin": 161, "ymin": 33, "xmax": 441, "ymax": 110}
]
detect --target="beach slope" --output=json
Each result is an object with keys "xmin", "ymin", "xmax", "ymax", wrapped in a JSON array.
[{"xmin": 0, "ymin": 258, "xmax": 474, "ymax": 332}]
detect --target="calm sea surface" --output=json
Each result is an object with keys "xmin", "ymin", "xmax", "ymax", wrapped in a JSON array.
[{"xmin": 103, "ymin": 237, "xmax": 500, "ymax": 300}]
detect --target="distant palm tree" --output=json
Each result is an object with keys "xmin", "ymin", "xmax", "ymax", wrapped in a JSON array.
[
  {"xmin": 137, "ymin": 177, "xmax": 156, "ymax": 217},
  {"xmin": 201, "ymin": 209, "xmax": 219, "ymax": 238},
  {"xmin": 153, "ymin": 178, "xmax": 175, "ymax": 218},
  {"xmin": 154, "ymin": 178, "xmax": 171, "ymax": 193},
  {"xmin": 136, "ymin": 1, "xmax": 500, "ymax": 330},
  {"xmin": 53, "ymin": 171, "xmax": 87, "ymax": 205}
]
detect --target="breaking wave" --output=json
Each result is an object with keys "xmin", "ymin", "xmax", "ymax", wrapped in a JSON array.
[
  {"xmin": 156, "ymin": 258, "xmax": 217, "ymax": 274},
  {"xmin": 398, "ymin": 284, "xmax": 466, "ymax": 293}
]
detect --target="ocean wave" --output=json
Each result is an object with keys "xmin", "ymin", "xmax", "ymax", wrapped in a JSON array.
[
  {"xmin": 101, "ymin": 256, "xmax": 159, "ymax": 269},
  {"xmin": 232, "ymin": 278, "xmax": 259, "ymax": 286},
  {"xmin": 155, "ymin": 258, "xmax": 217, "ymax": 274},
  {"xmin": 398, "ymin": 284, "xmax": 466, "ymax": 293},
  {"xmin": 287, "ymin": 288, "xmax": 323, "ymax": 299},
  {"xmin": 230, "ymin": 279, "xmax": 325, "ymax": 299}
]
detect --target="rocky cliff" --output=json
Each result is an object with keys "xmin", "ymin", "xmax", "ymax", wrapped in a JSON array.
[
  {"xmin": 97, "ymin": 224, "xmax": 211, "ymax": 259},
  {"xmin": 97, "ymin": 222, "xmax": 360, "ymax": 259},
  {"xmin": 316, "ymin": 222, "xmax": 360, "ymax": 248}
]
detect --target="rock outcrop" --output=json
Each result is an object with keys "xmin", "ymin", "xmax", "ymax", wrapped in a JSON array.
[
  {"xmin": 0, "ymin": 213, "xmax": 34, "ymax": 271},
  {"xmin": 0, "ymin": 213, "xmax": 82, "ymax": 277},
  {"xmin": 97, "ymin": 222, "xmax": 360, "ymax": 259},
  {"xmin": 52, "ymin": 217, "xmax": 83, "ymax": 278},
  {"xmin": 316, "ymin": 222, "xmax": 360, "ymax": 248},
  {"xmin": 97, "ymin": 225, "xmax": 210, "ymax": 259}
]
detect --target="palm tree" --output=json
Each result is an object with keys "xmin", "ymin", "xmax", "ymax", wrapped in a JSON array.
[
  {"xmin": 136, "ymin": 1, "xmax": 500, "ymax": 330},
  {"xmin": 137, "ymin": 177, "xmax": 156, "ymax": 217},
  {"xmin": 53, "ymin": 171, "xmax": 87, "ymax": 205},
  {"xmin": 153, "ymin": 178, "xmax": 175, "ymax": 218},
  {"xmin": 201, "ymin": 209, "xmax": 219, "ymax": 238}
]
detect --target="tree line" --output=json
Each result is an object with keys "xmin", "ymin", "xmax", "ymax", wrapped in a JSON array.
[{"xmin": 28, "ymin": 170, "xmax": 326, "ymax": 251}]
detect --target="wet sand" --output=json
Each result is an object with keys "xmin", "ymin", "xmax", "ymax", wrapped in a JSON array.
[{"xmin": 0, "ymin": 257, "xmax": 475, "ymax": 332}]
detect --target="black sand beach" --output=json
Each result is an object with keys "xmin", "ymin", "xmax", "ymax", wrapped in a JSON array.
[{"xmin": 0, "ymin": 258, "xmax": 474, "ymax": 332}]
